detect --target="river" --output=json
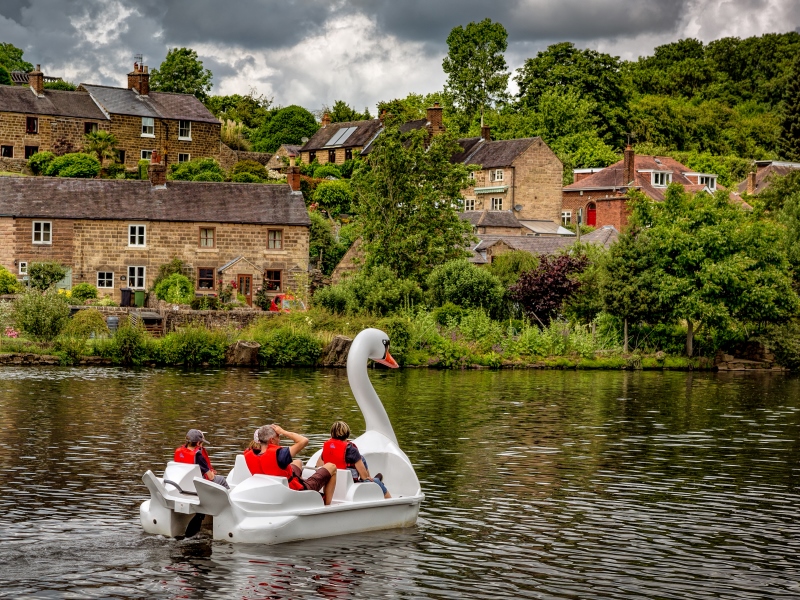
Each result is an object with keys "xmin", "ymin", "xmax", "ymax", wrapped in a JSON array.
[{"xmin": 0, "ymin": 367, "xmax": 798, "ymax": 599}]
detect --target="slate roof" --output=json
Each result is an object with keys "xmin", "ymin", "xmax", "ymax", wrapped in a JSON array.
[
  {"xmin": 0, "ymin": 177, "xmax": 309, "ymax": 226},
  {"xmin": 460, "ymin": 210, "xmax": 522, "ymax": 228},
  {"xmin": 460, "ymin": 138, "xmax": 539, "ymax": 169},
  {"xmin": 468, "ymin": 225, "xmax": 619, "ymax": 263},
  {"xmin": 519, "ymin": 220, "xmax": 575, "ymax": 236},
  {"xmin": 581, "ymin": 225, "xmax": 619, "ymax": 246},
  {"xmin": 79, "ymin": 84, "xmax": 219, "ymax": 123},
  {"xmin": 301, "ymin": 119, "xmax": 383, "ymax": 151},
  {"xmin": 0, "ymin": 85, "xmax": 108, "ymax": 120},
  {"xmin": 736, "ymin": 161, "xmax": 800, "ymax": 195}
]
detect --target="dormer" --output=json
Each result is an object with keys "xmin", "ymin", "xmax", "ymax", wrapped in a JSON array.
[
  {"xmin": 645, "ymin": 170, "xmax": 672, "ymax": 187},
  {"xmin": 683, "ymin": 172, "xmax": 717, "ymax": 190}
]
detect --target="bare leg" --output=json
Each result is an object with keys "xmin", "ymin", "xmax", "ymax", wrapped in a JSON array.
[
  {"xmin": 322, "ymin": 463, "xmax": 337, "ymax": 506},
  {"xmin": 291, "ymin": 459, "xmax": 303, "ymax": 470}
]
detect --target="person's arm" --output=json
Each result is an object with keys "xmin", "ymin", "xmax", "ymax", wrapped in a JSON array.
[
  {"xmin": 194, "ymin": 448, "xmax": 213, "ymax": 478},
  {"xmin": 354, "ymin": 458, "xmax": 371, "ymax": 481},
  {"xmin": 272, "ymin": 424, "xmax": 308, "ymax": 457}
]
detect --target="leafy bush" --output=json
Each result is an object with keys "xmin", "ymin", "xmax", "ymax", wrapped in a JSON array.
[
  {"xmin": 153, "ymin": 273, "xmax": 194, "ymax": 304},
  {"xmin": 169, "ymin": 157, "xmax": 226, "ymax": 181},
  {"xmin": 13, "ymin": 289, "xmax": 71, "ymax": 341},
  {"xmin": 28, "ymin": 262, "xmax": 68, "ymax": 291},
  {"xmin": 432, "ymin": 302, "xmax": 464, "ymax": 326},
  {"xmin": 509, "ymin": 254, "xmax": 588, "ymax": 326},
  {"xmin": 44, "ymin": 153, "xmax": 101, "ymax": 178},
  {"xmin": 152, "ymin": 258, "xmax": 187, "ymax": 290},
  {"xmin": 458, "ymin": 309, "xmax": 504, "ymax": 349},
  {"xmin": 426, "ymin": 259, "xmax": 505, "ymax": 316},
  {"xmin": 377, "ymin": 316, "xmax": 412, "ymax": 363},
  {"xmin": 103, "ymin": 162, "xmax": 125, "ymax": 178},
  {"xmin": 27, "ymin": 151, "xmax": 55, "ymax": 175},
  {"xmin": 313, "ymin": 267, "xmax": 423, "ymax": 316},
  {"xmin": 107, "ymin": 322, "xmax": 149, "ymax": 365},
  {"xmin": 190, "ymin": 296, "xmax": 220, "ymax": 310},
  {"xmin": 312, "ymin": 180, "xmax": 353, "ymax": 216},
  {"xmin": 0, "ymin": 266, "xmax": 21, "ymax": 294},
  {"xmin": 232, "ymin": 160, "xmax": 269, "ymax": 180},
  {"xmin": 488, "ymin": 251, "xmax": 539, "ymax": 287},
  {"xmin": 231, "ymin": 172, "xmax": 262, "ymax": 183},
  {"xmin": 65, "ymin": 308, "xmax": 110, "ymax": 338},
  {"xmin": 255, "ymin": 326, "xmax": 322, "ymax": 366},
  {"xmin": 157, "ymin": 326, "xmax": 229, "ymax": 366},
  {"xmin": 44, "ymin": 80, "xmax": 77, "ymax": 91},
  {"xmin": 313, "ymin": 285, "xmax": 350, "ymax": 314},
  {"xmin": 138, "ymin": 159, "xmax": 149, "ymax": 180},
  {"xmin": 313, "ymin": 164, "xmax": 341, "ymax": 179},
  {"xmin": 70, "ymin": 283, "xmax": 98, "ymax": 303}
]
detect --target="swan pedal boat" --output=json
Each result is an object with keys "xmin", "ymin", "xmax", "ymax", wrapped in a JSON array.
[{"xmin": 139, "ymin": 328, "xmax": 424, "ymax": 545}]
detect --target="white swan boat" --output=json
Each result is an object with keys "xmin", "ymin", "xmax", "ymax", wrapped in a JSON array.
[{"xmin": 139, "ymin": 328, "xmax": 424, "ymax": 544}]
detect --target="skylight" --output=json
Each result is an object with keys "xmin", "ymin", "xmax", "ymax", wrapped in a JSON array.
[{"xmin": 325, "ymin": 126, "xmax": 357, "ymax": 147}]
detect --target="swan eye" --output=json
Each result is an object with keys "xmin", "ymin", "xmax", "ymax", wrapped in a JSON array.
[{"xmin": 382, "ymin": 339, "xmax": 390, "ymax": 357}]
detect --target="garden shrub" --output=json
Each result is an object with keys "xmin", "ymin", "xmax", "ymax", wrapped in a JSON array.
[
  {"xmin": 517, "ymin": 325, "xmax": 548, "ymax": 358},
  {"xmin": 432, "ymin": 302, "xmax": 464, "ymax": 326},
  {"xmin": 192, "ymin": 171, "xmax": 225, "ymax": 182},
  {"xmin": 488, "ymin": 251, "xmax": 539, "ymax": 287},
  {"xmin": 13, "ymin": 289, "xmax": 71, "ymax": 341},
  {"xmin": 427, "ymin": 259, "xmax": 505, "ymax": 316},
  {"xmin": 312, "ymin": 180, "xmax": 353, "ymax": 216},
  {"xmin": 138, "ymin": 159, "xmax": 149, "ymax": 179},
  {"xmin": 0, "ymin": 266, "xmax": 21, "ymax": 294},
  {"xmin": 314, "ymin": 285, "xmax": 351, "ymax": 314},
  {"xmin": 108, "ymin": 322, "xmax": 149, "ymax": 365},
  {"xmin": 152, "ymin": 258, "xmax": 187, "ymax": 290},
  {"xmin": 157, "ymin": 326, "xmax": 229, "ymax": 367},
  {"xmin": 377, "ymin": 316, "xmax": 412, "ymax": 363},
  {"xmin": 313, "ymin": 164, "xmax": 341, "ymax": 179},
  {"xmin": 256, "ymin": 326, "xmax": 322, "ymax": 366},
  {"xmin": 70, "ymin": 283, "xmax": 98, "ymax": 303},
  {"xmin": 231, "ymin": 172, "xmax": 262, "ymax": 183},
  {"xmin": 190, "ymin": 296, "xmax": 220, "ymax": 310},
  {"xmin": 44, "ymin": 153, "xmax": 101, "ymax": 178},
  {"xmin": 65, "ymin": 308, "xmax": 110, "ymax": 339},
  {"xmin": 318, "ymin": 267, "xmax": 423, "ymax": 316},
  {"xmin": 232, "ymin": 160, "xmax": 269, "ymax": 180},
  {"xmin": 28, "ymin": 262, "xmax": 67, "ymax": 291},
  {"xmin": 27, "ymin": 151, "xmax": 55, "ymax": 175},
  {"xmin": 153, "ymin": 273, "xmax": 194, "ymax": 304},
  {"xmin": 458, "ymin": 309, "xmax": 503, "ymax": 350},
  {"xmin": 169, "ymin": 157, "xmax": 226, "ymax": 181},
  {"xmin": 103, "ymin": 162, "xmax": 125, "ymax": 178}
]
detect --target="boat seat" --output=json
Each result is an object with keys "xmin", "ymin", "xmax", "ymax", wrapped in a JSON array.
[
  {"xmin": 163, "ymin": 462, "xmax": 203, "ymax": 494},
  {"xmin": 226, "ymin": 454, "xmax": 252, "ymax": 488}
]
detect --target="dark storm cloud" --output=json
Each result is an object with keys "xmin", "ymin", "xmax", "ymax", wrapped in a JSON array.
[{"xmin": 0, "ymin": 1, "xmax": 30, "ymax": 24}]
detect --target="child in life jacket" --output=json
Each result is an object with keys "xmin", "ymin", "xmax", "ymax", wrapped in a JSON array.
[
  {"xmin": 174, "ymin": 429, "xmax": 229, "ymax": 489},
  {"xmin": 317, "ymin": 421, "xmax": 391, "ymax": 498}
]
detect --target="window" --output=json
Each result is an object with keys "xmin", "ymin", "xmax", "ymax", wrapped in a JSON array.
[
  {"xmin": 141, "ymin": 117, "xmax": 154, "ymax": 137},
  {"xmin": 265, "ymin": 270, "xmax": 282, "ymax": 291},
  {"xmin": 84, "ymin": 122, "xmax": 98, "ymax": 135},
  {"xmin": 491, "ymin": 169, "xmax": 504, "ymax": 182},
  {"xmin": 268, "ymin": 229, "xmax": 283, "ymax": 250},
  {"xmin": 178, "ymin": 120, "xmax": 191, "ymax": 140},
  {"xmin": 199, "ymin": 227, "xmax": 215, "ymax": 248},
  {"xmin": 178, "ymin": 153, "xmax": 190, "ymax": 163},
  {"xmin": 197, "ymin": 268, "xmax": 214, "ymax": 290},
  {"xmin": 328, "ymin": 149, "xmax": 336, "ymax": 163},
  {"xmin": 24, "ymin": 146, "xmax": 39, "ymax": 159},
  {"xmin": 26, "ymin": 117, "xmax": 38, "ymax": 134},
  {"xmin": 128, "ymin": 266, "xmax": 146, "ymax": 289},
  {"xmin": 116, "ymin": 149, "xmax": 126, "ymax": 164},
  {"xmin": 309, "ymin": 151, "xmax": 316, "ymax": 163},
  {"xmin": 469, "ymin": 171, "xmax": 475, "ymax": 181},
  {"xmin": 32, "ymin": 221, "xmax": 51, "ymax": 244},
  {"xmin": 1, "ymin": 146, "xmax": 13, "ymax": 158},
  {"xmin": 97, "ymin": 272, "xmax": 114, "ymax": 288},
  {"xmin": 464, "ymin": 198, "xmax": 475, "ymax": 211},
  {"xmin": 18, "ymin": 261, "xmax": 27, "ymax": 276},
  {"xmin": 128, "ymin": 224, "xmax": 146, "ymax": 247},
  {"xmin": 140, "ymin": 149, "xmax": 152, "ymax": 161},
  {"xmin": 652, "ymin": 172, "xmax": 671, "ymax": 187},
  {"xmin": 700, "ymin": 176, "xmax": 716, "ymax": 190},
  {"xmin": 345, "ymin": 148, "xmax": 352, "ymax": 161},
  {"xmin": 491, "ymin": 197, "xmax": 503, "ymax": 211},
  {"xmin": 561, "ymin": 210, "xmax": 572, "ymax": 225}
]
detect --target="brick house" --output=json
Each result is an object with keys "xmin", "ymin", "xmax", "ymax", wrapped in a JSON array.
[
  {"xmin": 267, "ymin": 144, "xmax": 301, "ymax": 171},
  {"xmin": 299, "ymin": 112, "xmax": 383, "ymax": 166},
  {"xmin": 0, "ymin": 168, "xmax": 310, "ymax": 305},
  {"xmin": 562, "ymin": 146, "xmax": 729, "ymax": 231},
  {"xmin": 737, "ymin": 160, "xmax": 800, "ymax": 196}
]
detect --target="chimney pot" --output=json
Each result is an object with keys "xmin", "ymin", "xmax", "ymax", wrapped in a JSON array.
[
  {"xmin": 128, "ymin": 62, "xmax": 150, "ymax": 96},
  {"xmin": 481, "ymin": 125, "xmax": 491, "ymax": 142},
  {"xmin": 747, "ymin": 171, "xmax": 757, "ymax": 195}
]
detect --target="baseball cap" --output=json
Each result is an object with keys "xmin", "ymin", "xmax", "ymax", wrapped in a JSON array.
[{"xmin": 186, "ymin": 429, "xmax": 206, "ymax": 443}]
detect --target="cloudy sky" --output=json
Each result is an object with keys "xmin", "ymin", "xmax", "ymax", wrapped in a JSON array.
[{"xmin": 1, "ymin": 0, "xmax": 798, "ymax": 113}]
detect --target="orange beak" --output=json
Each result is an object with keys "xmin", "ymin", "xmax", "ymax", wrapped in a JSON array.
[{"xmin": 374, "ymin": 350, "xmax": 399, "ymax": 368}]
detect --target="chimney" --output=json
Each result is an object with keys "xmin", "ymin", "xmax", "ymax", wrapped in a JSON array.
[
  {"xmin": 481, "ymin": 125, "xmax": 491, "ymax": 142},
  {"xmin": 29, "ymin": 64, "xmax": 44, "ymax": 97},
  {"xmin": 747, "ymin": 171, "xmax": 757, "ymax": 195},
  {"xmin": 426, "ymin": 102, "xmax": 444, "ymax": 135},
  {"xmin": 147, "ymin": 152, "xmax": 166, "ymax": 187},
  {"xmin": 286, "ymin": 165, "xmax": 301, "ymax": 192},
  {"xmin": 321, "ymin": 112, "xmax": 331, "ymax": 128},
  {"xmin": 623, "ymin": 144, "xmax": 635, "ymax": 185},
  {"xmin": 128, "ymin": 62, "xmax": 150, "ymax": 96}
]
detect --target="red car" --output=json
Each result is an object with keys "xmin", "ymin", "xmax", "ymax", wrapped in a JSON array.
[{"xmin": 268, "ymin": 293, "xmax": 307, "ymax": 313}]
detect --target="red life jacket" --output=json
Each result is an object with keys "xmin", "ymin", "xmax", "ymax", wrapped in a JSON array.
[
  {"xmin": 173, "ymin": 445, "xmax": 213, "ymax": 472},
  {"xmin": 257, "ymin": 444, "xmax": 304, "ymax": 491},
  {"xmin": 243, "ymin": 448, "xmax": 261, "ymax": 475},
  {"xmin": 321, "ymin": 439, "xmax": 357, "ymax": 470}
]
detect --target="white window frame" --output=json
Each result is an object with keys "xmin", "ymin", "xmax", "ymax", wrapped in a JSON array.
[
  {"xmin": 178, "ymin": 120, "xmax": 192, "ymax": 141},
  {"xmin": 178, "ymin": 153, "xmax": 191, "ymax": 163},
  {"xmin": 561, "ymin": 210, "xmax": 572, "ymax": 225},
  {"xmin": 140, "ymin": 149, "xmax": 153, "ymax": 161},
  {"xmin": 699, "ymin": 175, "xmax": 716, "ymax": 190},
  {"xmin": 128, "ymin": 266, "xmax": 146, "ymax": 290},
  {"xmin": 491, "ymin": 197, "xmax": 503, "ymax": 211},
  {"xmin": 468, "ymin": 171, "xmax": 475, "ymax": 181},
  {"xmin": 491, "ymin": 169, "xmax": 504, "ymax": 182},
  {"xmin": 97, "ymin": 271, "xmax": 114, "ymax": 289},
  {"xmin": 128, "ymin": 224, "xmax": 146, "ymax": 247},
  {"xmin": 141, "ymin": 117, "xmax": 155, "ymax": 137},
  {"xmin": 18, "ymin": 261, "xmax": 28, "ymax": 275},
  {"xmin": 32, "ymin": 221, "xmax": 52, "ymax": 245},
  {"xmin": 464, "ymin": 198, "xmax": 475, "ymax": 211},
  {"xmin": 652, "ymin": 172, "xmax": 672, "ymax": 187}
]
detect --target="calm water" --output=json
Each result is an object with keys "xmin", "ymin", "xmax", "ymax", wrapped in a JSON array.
[{"xmin": 0, "ymin": 367, "xmax": 799, "ymax": 599}]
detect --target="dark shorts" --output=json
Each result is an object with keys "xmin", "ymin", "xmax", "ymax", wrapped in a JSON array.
[{"xmin": 291, "ymin": 464, "xmax": 331, "ymax": 492}]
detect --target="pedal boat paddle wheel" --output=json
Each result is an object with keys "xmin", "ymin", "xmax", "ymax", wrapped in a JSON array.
[{"xmin": 139, "ymin": 328, "xmax": 424, "ymax": 544}]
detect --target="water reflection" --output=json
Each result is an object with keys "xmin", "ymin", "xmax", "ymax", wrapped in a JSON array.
[{"xmin": 0, "ymin": 367, "xmax": 799, "ymax": 598}]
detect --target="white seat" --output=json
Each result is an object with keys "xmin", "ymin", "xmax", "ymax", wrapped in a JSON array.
[{"xmin": 226, "ymin": 454, "xmax": 252, "ymax": 488}]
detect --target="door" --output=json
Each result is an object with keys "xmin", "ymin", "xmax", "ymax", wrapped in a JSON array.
[
  {"xmin": 237, "ymin": 274, "xmax": 252, "ymax": 306},
  {"xmin": 586, "ymin": 202, "xmax": 597, "ymax": 227}
]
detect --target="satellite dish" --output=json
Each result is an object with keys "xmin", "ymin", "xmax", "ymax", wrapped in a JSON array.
[
  {"xmin": 514, "ymin": 204, "xmax": 523, "ymax": 212},
  {"xmin": 301, "ymin": 137, "xmax": 309, "ymax": 143}
]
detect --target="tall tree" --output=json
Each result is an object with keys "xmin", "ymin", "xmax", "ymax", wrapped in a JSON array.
[
  {"xmin": 778, "ymin": 55, "xmax": 800, "ymax": 161},
  {"xmin": 325, "ymin": 100, "xmax": 371, "ymax": 123},
  {"xmin": 250, "ymin": 105, "xmax": 318, "ymax": 153},
  {"xmin": 205, "ymin": 89, "xmax": 272, "ymax": 130},
  {"xmin": 0, "ymin": 42, "xmax": 33, "ymax": 72},
  {"xmin": 150, "ymin": 48, "xmax": 213, "ymax": 101},
  {"xmin": 442, "ymin": 19, "xmax": 509, "ymax": 126},
  {"xmin": 0, "ymin": 65, "xmax": 10, "ymax": 86},
  {"xmin": 351, "ymin": 126, "xmax": 473, "ymax": 280}
]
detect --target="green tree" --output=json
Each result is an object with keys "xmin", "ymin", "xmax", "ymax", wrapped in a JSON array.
[
  {"xmin": 0, "ymin": 65, "xmax": 11, "ymax": 86},
  {"xmin": 488, "ymin": 251, "xmax": 538, "ymax": 288},
  {"xmin": 251, "ymin": 105, "xmax": 318, "ymax": 153},
  {"xmin": 13, "ymin": 289, "xmax": 70, "ymax": 342},
  {"xmin": 43, "ymin": 80, "xmax": 76, "ymax": 91},
  {"xmin": 325, "ymin": 100, "xmax": 371, "ymax": 123},
  {"xmin": 442, "ymin": 19, "xmax": 509, "ymax": 126},
  {"xmin": 83, "ymin": 130, "xmax": 119, "ymax": 167},
  {"xmin": 0, "ymin": 266, "xmax": 21, "ymax": 294},
  {"xmin": 168, "ymin": 157, "xmax": 225, "ymax": 181},
  {"xmin": 150, "ymin": 47, "xmax": 213, "ymax": 101},
  {"xmin": 313, "ymin": 180, "xmax": 353, "ymax": 217},
  {"xmin": 778, "ymin": 55, "xmax": 800, "ymax": 161},
  {"xmin": 351, "ymin": 126, "xmax": 473, "ymax": 280},
  {"xmin": 28, "ymin": 262, "xmax": 68, "ymax": 291},
  {"xmin": 0, "ymin": 42, "xmax": 33, "ymax": 72},
  {"xmin": 426, "ymin": 259, "xmax": 505, "ymax": 316},
  {"xmin": 205, "ymin": 90, "xmax": 272, "ymax": 130}
]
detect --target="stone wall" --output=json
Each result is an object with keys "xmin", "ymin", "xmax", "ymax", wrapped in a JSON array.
[
  {"xmin": 5, "ymin": 217, "xmax": 76, "ymax": 272},
  {"xmin": 164, "ymin": 309, "xmax": 268, "ymax": 332},
  {"xmin": 301, "ymin": 147, "xmax": 356, "ymax": 166},
  {"xmin": 0, "ymin": 111, "xmax": 110, "ymax": 159},
  {"xmin": 0, "ymin": 157, "xmax": 30, "ymax": 173}
]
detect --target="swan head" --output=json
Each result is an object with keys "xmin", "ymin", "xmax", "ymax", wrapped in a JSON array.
[{"xmin": 356, "ymin": 328, "xmax": 399, "ymax": 368}]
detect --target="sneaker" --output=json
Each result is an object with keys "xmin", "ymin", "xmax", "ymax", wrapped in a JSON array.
[{"xmin": 373, "ymin": 473, "xmax": 383, "ymax": 482}]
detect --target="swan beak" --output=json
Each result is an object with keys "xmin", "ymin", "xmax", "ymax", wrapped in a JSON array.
[{"xmin": 375, "ymin": 351, "xmax": 399, "ymax": 368}]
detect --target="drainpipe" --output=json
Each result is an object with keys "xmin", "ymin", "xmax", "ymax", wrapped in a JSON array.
[{"xmin": 510, "ymin": 165, "xmax": 516, "ymax": 217}]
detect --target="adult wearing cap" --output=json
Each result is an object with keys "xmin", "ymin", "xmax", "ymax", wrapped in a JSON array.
[{"xmin": 174, "ymin": 429, "xmax": 229, "ymax": 489}]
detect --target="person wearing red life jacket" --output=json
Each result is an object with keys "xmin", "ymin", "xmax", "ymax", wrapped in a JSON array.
[
  {"xmin": 244, "ymin": 424, "xmax": 338, "ymax": 506},
  {"xmin": 174, "ymin": 429, "xmax": 229, "ymax": 489},
  {"xmin": 316, "ymin": 421, "xmax": 390, "ymax": 499}
]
